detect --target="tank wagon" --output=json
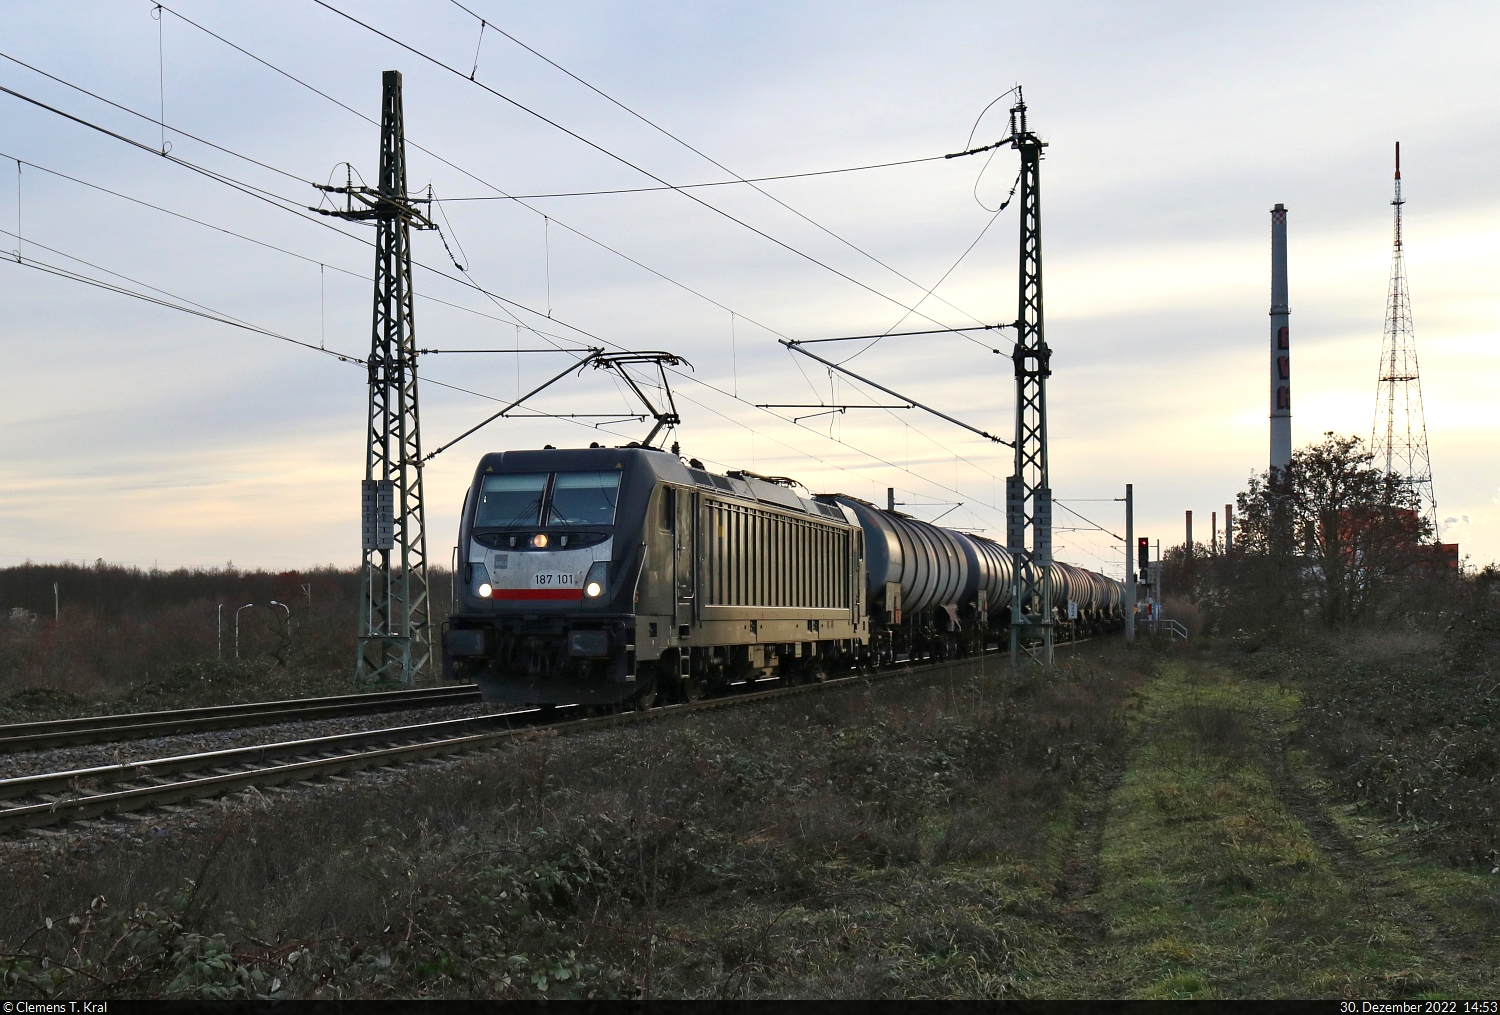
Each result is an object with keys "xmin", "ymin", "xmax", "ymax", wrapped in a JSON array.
[{"xmin": 442, "ymin": 446, "xmax": 1123, "ymax": 706}]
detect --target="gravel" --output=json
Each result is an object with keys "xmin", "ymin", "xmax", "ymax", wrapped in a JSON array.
[{"xmin": 0, "ymin": 699, "xmax": 528, "ymax": 781}]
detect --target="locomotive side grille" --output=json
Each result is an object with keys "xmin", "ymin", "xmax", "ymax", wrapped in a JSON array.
[{"xmin": 704, "ymin": 499, "xmax": 850, "ymax": 610}]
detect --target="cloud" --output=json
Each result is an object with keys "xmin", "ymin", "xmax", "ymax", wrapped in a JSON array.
[
  {"xmin": 4, "ymin": 2, "xmax": 1500, "ymax": 568},
  {"xmin": 1440, "ymin": 514, "xmax": 1472, "ymax": 534}
]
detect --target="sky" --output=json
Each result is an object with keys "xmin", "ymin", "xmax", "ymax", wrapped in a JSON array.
[{"xmin": 2, "ymin": 0, "xmax": 1497, "ymax": 578}]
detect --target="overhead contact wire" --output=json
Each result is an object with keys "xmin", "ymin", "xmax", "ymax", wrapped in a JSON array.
[
  {"xmin": 444, "ymin": 0, "xmax": 993, "ymax": 330},
  {"xmin": 310, "ymin": 0, "xmax": 983, "ymax": 338},
  {"xmin": 5, "ymin": 33, "xmax": 1007, "ymax": 518}
]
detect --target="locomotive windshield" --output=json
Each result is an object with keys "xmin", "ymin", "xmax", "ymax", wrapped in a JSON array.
[
  {"xmin": 472, "ymin": 470, "xmax": 621, "ymax": 529},
  {"xmin": 475, "ymin": 473, "xmax": 547, "ymax": 527},
  {"xmin": 547, "ymin": 471, "xmax": 621, "ymax": 526}
]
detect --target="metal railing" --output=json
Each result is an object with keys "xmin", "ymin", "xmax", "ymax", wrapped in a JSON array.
[{"xmin": 1139, "ymin": 614, "xmax": 1189, "ymax": 640}]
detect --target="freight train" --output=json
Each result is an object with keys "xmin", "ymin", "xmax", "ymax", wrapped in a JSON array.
[{"xmin": 441, "ymin": 445, "xmax": 1124, "ymax": 705}]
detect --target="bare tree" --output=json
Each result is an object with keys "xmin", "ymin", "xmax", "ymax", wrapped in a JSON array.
[{"xmin": 1234, "ymin": 432, "xmax": 1431, "ymax": 627}]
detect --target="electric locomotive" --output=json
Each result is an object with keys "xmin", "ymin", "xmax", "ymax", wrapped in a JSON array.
[{"xmin": 441, "ymin": 445, "xmax": 867, "ymax": 705}]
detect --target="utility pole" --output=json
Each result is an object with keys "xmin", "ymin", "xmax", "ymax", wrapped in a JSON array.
[
  {"xmin": 1371, "ymin": 142, "xmax": 1438, "ymax": 533},
  {"xmin": 321, "ymin": 71, "xmax": 436, "ymax": 685},
  {"xmin": 1225, "ymin": 503, "xmax": 1234, "ymax": 554},
  {"xmin": 1185, "ymin": 510, "xmax": 1193, "ymax": 557},
  {"xmin": 1005, "ymin": 88, "xmax": 1053, "ymax": 668},
  {"xmin": 1124, "ymin": 484, "xmax": 1135, "ymax": 643}
]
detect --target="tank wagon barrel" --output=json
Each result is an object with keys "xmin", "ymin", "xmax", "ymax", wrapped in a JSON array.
[{"xmin": 441, "ymin": 446, "xmax": 1124, "ymax": 706}]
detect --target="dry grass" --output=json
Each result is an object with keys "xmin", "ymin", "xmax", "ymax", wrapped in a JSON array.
[
  {"xmin": 0, "ymin": 649, "xmax": 1143, "ymax": 1000},
  {"xmin": 1233, "ymin": 618, "xmax": 1498, "ymax": 870},
  {"xmin": 0, "ymin": 563, "xmax": 456, "ymax": 720}
]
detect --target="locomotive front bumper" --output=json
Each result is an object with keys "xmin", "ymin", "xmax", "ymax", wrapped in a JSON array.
[
  {"xmin": 442, "ymin": 614, "xmax": 638, "ymax": 695},
  {"xmin": 442, "ymin": 622, "xmax": 621, "ymax": 659}
]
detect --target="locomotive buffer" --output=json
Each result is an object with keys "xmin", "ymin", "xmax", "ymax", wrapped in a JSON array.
[{"xmin": 1005, "ymin": 90, "xmax": 1054, "ymax": 668}]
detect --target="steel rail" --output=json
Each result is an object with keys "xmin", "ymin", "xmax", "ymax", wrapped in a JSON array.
[
  {"xmin": 0, "ymin": 684, "xmax": 482, "ymax": 753},
  {"xmin": 0, "ymin": 707, "xmax": 548, "ymax": 801},
  {"xmin": 0, "ymin": 656, "xmax": 983, "ymax": 834}
]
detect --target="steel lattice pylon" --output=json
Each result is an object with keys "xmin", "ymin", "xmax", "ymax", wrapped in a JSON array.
[
  {"xmin": 320, "ymin": 71, "xmax": 435, "ymax": 684},
  {"xmin": 1005, "ymin": 90, "xmax": 1053, "ymax": 668},
  {"xmin": 1371, "ymin": 143, "xmax": 1437, "ymax": 534}
]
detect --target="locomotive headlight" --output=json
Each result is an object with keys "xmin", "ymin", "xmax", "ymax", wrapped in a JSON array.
[
  {"xmin": 531, "ymin": 533, "xmax": 549, "ymax": 548},
  {"xmin": 470, "ymin": 562, "xmax": 492, "ymax": 599},
  {"xmin": 582, "ymin": 560, "xmax": 609, "ymax": 601}
]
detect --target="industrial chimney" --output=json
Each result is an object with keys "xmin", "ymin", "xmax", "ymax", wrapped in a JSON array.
[{"xmin": 1269, "ymin": 203, "xmax": 1292, "ymax": 473}]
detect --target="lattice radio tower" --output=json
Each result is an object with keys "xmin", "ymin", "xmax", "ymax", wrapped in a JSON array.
[
  {"xmin": 1371, "ymin": 142, "xmax": 1438, "ymax": 534},
  {"xmin": 1005, "ymin": 88, "xmax": 1054, "ymax": 668},
  {"xmin": 318, "ymin": 71, "xmax": 436, "ymax": 684}
]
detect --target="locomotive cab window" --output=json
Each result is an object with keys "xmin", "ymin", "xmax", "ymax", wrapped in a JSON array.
[
  {"xmin": 475, "ymin": 473, "xmax": 547, "ymax": 528},
  {"xmin": 659, "ymin": 486, "xmax": 676, "ymax": 531},
  {"xmin": 547, "ymin": 471, "xmax": 621, "ymax": 526}
]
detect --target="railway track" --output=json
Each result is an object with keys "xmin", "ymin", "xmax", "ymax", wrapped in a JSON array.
[
  {"xmin": 0, "ymin": 684, "xmax": 483, "ymax": 753},
  {"xmin": 0, "ymin": 658, "xmax": 967, "ymax": 835}
]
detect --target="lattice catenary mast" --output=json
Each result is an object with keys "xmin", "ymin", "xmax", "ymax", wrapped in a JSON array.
[
  {"xmin": 1371, "ymin": 142, "xmax": 1437, "ymax": 533},
  {"xmin": 1004, "ymin": 89, "xmax": 1054, "ymax": 668},
  {"xmin": 319, "ymin": 71, "xmax": 436, "ymax": 684}
]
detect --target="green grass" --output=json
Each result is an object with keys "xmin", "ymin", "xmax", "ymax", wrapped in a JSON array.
[{"xmin": 1079, "ymin": 658, "xmax": 1499, "ymax": 1000}]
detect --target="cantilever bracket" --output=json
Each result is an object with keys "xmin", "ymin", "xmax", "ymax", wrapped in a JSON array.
[
  {"xmin": 311, "ymin": 169, "xmax": 437, "ymax": 230},
  {"xmin": 781, "ymin": 340, "xmax": 1012, "ymax": 448}
]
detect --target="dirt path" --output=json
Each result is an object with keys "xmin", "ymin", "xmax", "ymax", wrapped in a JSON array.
[
  {"xmin": 1257, "ymin": 707, "xmax": 1499, "ymax": 994},
  {"xmin": 1043, "ymin": 655, "xmax": 1500, "ymax": 1000}
]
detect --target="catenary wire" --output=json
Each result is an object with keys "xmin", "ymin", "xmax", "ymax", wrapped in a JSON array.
[
  {"xmin": 0, "ymin": 37, "xmax": 749, "ymax": 359},
  {"xmin": 1, "ymin": 196, "xmax": 1002, "ymax": 519},
  {"xmin": 0, "ymin": 239, "xmax": 650, "ymax": 444},
  {"xmin": 310, "ymin": 0, "xmax": 989, "ymax": 339},
  {"xmin": 0, "ymin": 85, "xmax": 307, "ymax": 212},
  {"xmin": 430, "ymin": 155, "xmax": 956, "ymax": 200},
  {"xmin": 1055, "ymin": 501, "xmax": 1124, "ymax": 542},
  {"xmin": 0, "ymin": 83, "xmax": 614, "ymax": 363},
  {"xmin": 444, "ymin": 0, "xmax": 996, "ymax": 331},
  {"xmin": 146, "ymin": 7, "xmax": 1006, "ymax": 366},
  {"xmin": 11, "ymin": 234, "xmax": 1088, "ymax": 561},
  {"xmin": 5, "ymin": 36, "xmax": 1030, "ymax": 533},
  {"xmin": 11, "ymin": 16, "xmax": 1021, "ymax": 496},
  {"xmin": 0, "ymin": 50, "xmax": 315, "ymax": 187},
  {"xmin": 11, "ymin": 236, "xmax": 978, "ymax": 513},
  {"xmin": 840, "ymin": 171, "xmax": 1020, "ymax": 365},
  {"xmin": 141, "ymin": 8, "xmax": 805, "ymax": 345},
  {"xmin": 1, "ymin": 236, "xmax": 363, "ymax": 364}
]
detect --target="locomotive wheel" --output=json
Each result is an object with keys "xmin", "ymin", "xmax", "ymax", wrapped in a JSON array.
[
  {"xmin": 680, "ymin": 674, "xmax": 706, "ymax": 702},
  {"xmin": 633, "ymin": 677, "xmax": 660, "ymax": 711}
]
